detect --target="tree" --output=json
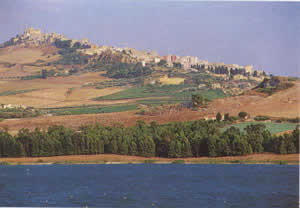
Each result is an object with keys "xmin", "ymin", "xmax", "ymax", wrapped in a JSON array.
[
  {"xmin": 216, "ymin": 112, "xmax": 222, "ymax": 121},
  {"xmin": 224, "ymin": 113, "xmax": 230, "ymax": 121},
  {"xmin": 292, "ymin": 128, "xmax": 299, "ymax": 153},
  {"xmin": 279, "ymin": 139, "xmax": 287, "ymax": 154},
  {"xmin": 72, "ymin": 42, "xmax": 81, "ymax": 49},
  {"xmin": 173, "ymin": 62, "xmax": 182, "ymax": 69},
  {"xmin": 192, "ymin": 94, "xmax": 205, "ymax": 108},
  {"xmin": 54, "ymin": 39, "xmax": 71, "ymax": 48},
  {"xmin": 253, "ymin": 70, "xmax": 258, "ymax": 77},
  {"xmin": 157, "ymin": 60, "xmax": 167, "ymax": 66},
  {"xmin": 207, "ymin": 136, "xmax": 217, "ymax": 157},
  {"xmin": 232, "ymin": 138, "xmax": 252, "ymax": 156},
  {"xmin": 238, "ymin": 112, "xmax": 248, "ymax": 120},
  {"xmin": 41, "ymin": 69, "xmax": 48, "ymax": 79}
]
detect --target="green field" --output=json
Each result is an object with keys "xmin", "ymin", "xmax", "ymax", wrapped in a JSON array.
[
  {"xmin": 221, "ymin": 122, "xmax": 298, "ymax": 135},
  {"xmin": 48, "ymin": 104, "xmax": 138, "ymax": 116},
  {"xmin": 94, "ymin": 84, "xmax": 226, "ymax": 104},
  {"xmin": 0, "ymin": 89, "xmax": 40, "ymax": 96}
]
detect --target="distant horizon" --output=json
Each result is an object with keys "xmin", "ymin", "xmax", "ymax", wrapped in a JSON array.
[{"xmin": 0, "ymin": 0, "xmax": 299, "ymax": 77}]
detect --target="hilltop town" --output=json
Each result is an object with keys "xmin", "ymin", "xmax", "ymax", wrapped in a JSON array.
[
  {"xmin": 0, "ymin": 27, "xmax": 298, "ymax": 135},
  {"xmin": 0, "ymin": 26, "xmax": 298, "ymax": 168},
  {"xmin": 1, "ymin": 27, "xmax": 265, "ymax": 82}
]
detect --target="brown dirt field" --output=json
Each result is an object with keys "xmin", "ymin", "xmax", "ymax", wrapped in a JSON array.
[
  {"xmin": 0, "ymin": 72, "xmax": 123, "ymax": 108},
  {"xmin": 0, "ymin": 47, "xmax": 55, "ymax": 64},
  {"xmin": 0, "ymin": 153, "xmax": 298, "ymax": 164},
  {"xmin": 275, "ymin": 129, "xmax": 294, "ymax": 136},
  {"xmin": 206, "ymin": 81, "xmax": 300, "ymax": 118}
]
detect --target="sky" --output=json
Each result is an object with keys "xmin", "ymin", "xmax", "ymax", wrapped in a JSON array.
[{"xmin": 0, "ymin": 0, "xmax": 299, "ymax": 76}]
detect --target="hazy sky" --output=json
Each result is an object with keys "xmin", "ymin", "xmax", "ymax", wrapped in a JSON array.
[{"xmin": 0, "ymin": 0, "xmax": 299, "ymax": 76}]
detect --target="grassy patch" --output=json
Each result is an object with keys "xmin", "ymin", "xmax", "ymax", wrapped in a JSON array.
[
  {"xmin": 95, "ymin": 84, "xmax": 226, "ymax": 104},
  {"xmin": 144, "ymin": 159, "xmax": 157, "ymax": 164},
  {"xmin": 49, "ymin": 104, "xmax": 138, "ymax": 116},
  {"xmin": 0, "ymin": 161, "xmax": 10, "ymax": 165},
  {"xmin": 278, "ymin": 160, "xmax": 288, "ymax": 165},
  {"xmin": 0, "ymin": 89, "xmax": 40, "ymax": 96},
  {"xmin": 230, "ymin": 160, "xmax": 245, "ymax": 164},
  {"xmin": 221, "ymin": 122, "xmax": 298, "ymax": 135},
  {"xmin": 136, "ymin": 98, "xmax": 178, "ymax": 105},
  {"xmin": 254, "ymin": 115, "xmax": 270, "ymax": 121},
  {"xmin": 172, "ymin": 159, "xmax": 185, "ymax": 164},
  {"xmin": 95, "ymin": 78, "xmax": 140, "ymax": 89}
]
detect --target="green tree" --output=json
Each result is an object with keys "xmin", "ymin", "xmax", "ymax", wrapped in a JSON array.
[
  {"xmin": 192, "ymin": 94, "xmax": 205, "ymax": 108},
  {"xmin": 157, "ymin": 60, "xmax": 167, "ymax": 66},
  {"xmin": 279, "ymin": 139, "xmax": 287, "ymax": 154},
  {"xmin": 224, "ymin": 113, "xmax": 230, "ymax": 121},
  {"xmin": 41, "ymin": 69, "xmax": 48, "ymax": 79},
  {"xmin": 216, "ymin": 112, "xmax": 222, "ymax": 122},
  {"xmin": 238, "ymin": 112, "xmax": 248, "ymax": 120}
]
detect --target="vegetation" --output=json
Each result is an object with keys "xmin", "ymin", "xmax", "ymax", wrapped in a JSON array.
[
  {"xmin": 254, "ymin": 115, "xmax": 270, "ymax": 121},
  {"xmin": 275, "ymin": 117, "xmax": 300, "ymax": 123},
  {"xmin": 48, "ymin": 104, "xmax": 138, "ymax": 116},
  {"xmin": 238, "ymin": 112, "xmax": 248, "ymax": 120},
  {"xmin": 54, "ymin": 51, "xmax": 89, "ymax": 65},
  {"xmin": 105, "ymin": 62, "xmax": 153, "ymax": 79},
  {"xmin": 255, "ymin": 76, "xmax": 295, "ymax": 95},
  {"xmin": 0, "ymin": 119, "xmax": 298, "ymax": 158},
  {"xmin": 0, "ymin": 161, "xmax": 10, "ymax": 165},
  {"xmin": 221, "ymin": 122, "xmax": 298, "ymax": 135},
  {"xmin": 144, "ymin": 159, "xmax": 157, "ymax": 164},
  {"xmin": 21, "ymin": 74, "xmax": 44, "ymax": 80},
  {"xmin": 0, "ymin": 89, "xmax": 39, "ymax": 96},
  {"xmin": 192, "ymin": 94, "xmax": 207, "ymax": 108},
  {"xmin": 95, "ymin": 78, "xmax": 141, "ymax": 89},
  {"xmin": 0, "ymin": 108, "xmax": 41, "ymax": 119},
  {"xmin": 95, "ymin": 84, "xmax": 226, "ymax": 103},
  {"xmin": 172, "ymin": 160, "xmax": 185, "ymax": 164},
  {"xmin": 216, "ymin": 112, "xmax": 222, "ymax": 121}
]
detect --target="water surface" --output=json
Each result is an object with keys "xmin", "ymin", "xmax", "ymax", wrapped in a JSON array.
[{"xmin": 0, "ymin": 164, "xmax": 298, "ymax": 207}]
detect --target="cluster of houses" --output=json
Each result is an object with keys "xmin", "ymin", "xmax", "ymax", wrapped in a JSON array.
[
  {"xmin": 3, "ymin": 27, "xmax": 265, "ymax": 81},
  {"xmin": 0, "ymin": 104, "xmax": 27, "ymax": 109}
]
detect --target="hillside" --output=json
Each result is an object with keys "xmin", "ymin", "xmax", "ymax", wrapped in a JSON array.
[
  {"xmin": 207, "ymin": 80, "xmax": 300, "ymax": 118},
  {"xmin": 0, "ymin": 80, "xmax": 299, "ymax": 134},
  {"xmin": 0, "ymin": 28, "xmax": 298, "ymax": 134}
]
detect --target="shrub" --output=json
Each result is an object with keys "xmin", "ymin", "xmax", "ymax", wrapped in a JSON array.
[
  {"xmin": 106, "ymin": 62, "xmax": 153, "ymax": 79},
  {"xmin": 144, "ymin": 160, "xmax": 156, "ymax": 164},
  {"xmin": 254, "ymin": 115, "xmax": 270, "ymax": 121},
  {"xmin": 0, "ymin": 161, "xmax": 10, "ymax": 165},
  {"xmin": 278, "ymin": 160, "xmax": 288, "ymax": 165},
  {"xmin": 216, "ymin": 112, "xmax": 222, "ymax": 121},
  {"xmin": 238, "ymin": 112, "xmax": 248, "ymax": 119},
  {"xmin": 172, "ymin": 160, "xmax": 185, "ymax": 164}
]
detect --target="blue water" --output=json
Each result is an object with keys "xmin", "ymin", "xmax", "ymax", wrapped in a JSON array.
[{"xmin": 0, "ymin": 164, "xmax": 298, "ymax": 207}]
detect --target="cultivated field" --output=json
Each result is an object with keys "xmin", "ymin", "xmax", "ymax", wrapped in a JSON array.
[
  {"xmin": 0, "ymin": 72, "xmax": 127, "ymax": 108},
  {"xmin": 221, "ymin": 122, "xmax": 298, "ymax": 135},
  {"xmin": 159, "ymin": 76, "xmax": 185, "ymax": 85},
  {"xmin": 0, "ymin": 83, "xmax": 299, "ymax": 132}
]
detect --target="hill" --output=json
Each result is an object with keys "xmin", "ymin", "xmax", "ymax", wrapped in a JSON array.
[{"xmin": 0, "ymin": 28, "xmax": 298, "ymax": 134}]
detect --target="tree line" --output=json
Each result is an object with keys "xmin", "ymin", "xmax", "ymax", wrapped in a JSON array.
[
  {"xmin": 191, "ymin": 64, "xmax": 266, "ymax": 78},
  {"xmin": 0, "ymin": 120, "xmax": 298, "ymax": 158}
]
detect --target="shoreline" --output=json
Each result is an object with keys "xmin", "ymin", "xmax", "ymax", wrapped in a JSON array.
[{"xmin": 0, "ymin": 153, "xmax": 298, "ymax": 165}]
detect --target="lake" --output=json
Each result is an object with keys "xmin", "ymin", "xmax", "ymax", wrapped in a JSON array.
[{"xmin": 0, "ymin": 164, "xmax": 298, "ymax": 207}]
